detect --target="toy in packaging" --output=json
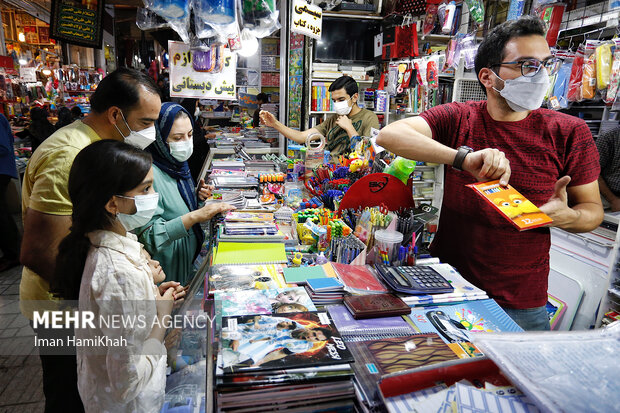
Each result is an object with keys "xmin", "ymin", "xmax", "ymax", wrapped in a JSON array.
[
  {"xmin": 595, "ymin": 42, "xmax": 612, "ymax": 90},
  {"xmin": 423, "ymin": 4, "xmax": 439, "ymax": 36},
  {"xmin": 463, "ymin": 0, "xmax": 485, "ymax": 25},
  {"xmin": 427, "ymin": 60, "xmax": 439, "ymax": 89},
  {"xmin": 605, "ymin": 39, "xmax": 620, "ymax": 104},
  {"xmin": 567, "ymin": 45, "xmax": 584, "ymax": 102},
  {"xmin": 581, "ymin": 51, "xmax": 596, "ymax": 100}
]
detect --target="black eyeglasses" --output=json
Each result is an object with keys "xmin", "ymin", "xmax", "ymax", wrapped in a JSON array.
[{"xmin": 491, "ymin": 57, "xmax": 563, "ymax": 77}]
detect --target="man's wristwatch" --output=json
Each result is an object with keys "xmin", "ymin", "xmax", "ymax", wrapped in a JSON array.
[{"xmin": 452, "ymin": 146, "xmax": 473, "ymax": 171}]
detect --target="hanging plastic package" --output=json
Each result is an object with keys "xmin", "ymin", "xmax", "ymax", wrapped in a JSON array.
[
  {"xmin": 422, "ymin": 4, "xmax": 439, "ymax": 36},
  {"xmin": 463, "ymin": 0, "xmax": 485, "ymax": 25},
  {"xmin": 437, "ymin": 3, "xmax": 447, "ymax": 30},
  {"xmin": 387, "ymin": 63, "xmax": 399, "ymax": 96},
  {"xmin": 581, "ymin": 43, "xmax": 597, "ymax": 100},
  {"xmin": 142, "ymin": 0, "xmax": 190, "ymax": 43},
  {"xmin": 136, "ymin": 7, "xmax": 170, "ymax": 30},
  {"xmin": 241, "ymin": 0, "xmax": 280, "ymax": 39},
  {"xmin": 427, "ymin": 60, "xmax": 438, "ymax": 89},
  {"xmin": 595, "ymin": 42, "xmax": 612, "ymax": 90},
  {"xmin": 442, "ymin": 2, "xmax": 457, "ymax": 34},
  {"xmin": 459, "ymin": 33, "xmax": 478, "ymax": 70},
  {"xmin": 567, "ymin": 45, "xmax": 584, "ymax": 102},
  {"xmin": 548, "ymin": 60, "xmax": 572, "ymax": 110},
  {"xmin": 195, "ymin": 0, "xmax": 236, "ymax": 23},
  {"xmin": 507, "ymin": 0, "xmax": 525, "ymax": 20},
  {"xmin": 605, "ymin": 40, "xmax": 620, "ymax": 104}
]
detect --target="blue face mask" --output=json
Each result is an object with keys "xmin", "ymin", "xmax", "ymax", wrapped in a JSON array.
[{"xmin": 116, "ymin": 193, "xmax": 159, "ymax": 231}]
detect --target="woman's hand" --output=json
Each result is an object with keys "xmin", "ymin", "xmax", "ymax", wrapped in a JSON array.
[
  {"xmin": 197, "ymin": 179, "xmax": 214, "ymax": 201},
  {"xmin": 193, "ymin": 202, "xmax": 236, "ymax": 223},
  {"xmin": 259, "ymin": 110, "xmax": 278, "ymax": 128},
  {"xmin": 158, "ymin": 281, "xmax": 185, "ymax": 301}
]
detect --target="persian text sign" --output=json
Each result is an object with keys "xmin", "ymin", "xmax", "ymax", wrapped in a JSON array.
[
  {"xmin": 50, "ymin": 0, "xmax": 104, "ymax": 48},
  {"xmin": 169, "ymin": 41, "xmax": 237, "ymax": 100},
  {"xmin": 291, "ymin": 0, "xmax": 322, "ymax": 40}
]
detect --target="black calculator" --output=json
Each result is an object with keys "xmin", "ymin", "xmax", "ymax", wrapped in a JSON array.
[{"xmin": 374, "ymin": 264, "xmax": 454, "ymax": 295}]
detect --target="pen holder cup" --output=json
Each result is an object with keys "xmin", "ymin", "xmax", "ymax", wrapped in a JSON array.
[{"xmin": 374, "ymin": 230, "xmax": 403, "ymax": 265}]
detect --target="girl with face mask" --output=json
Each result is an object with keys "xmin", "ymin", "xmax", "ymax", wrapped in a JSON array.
[
  {"xmin": 51, "ymin": 140, "xmax": 185, "ymax": 413},
  {"xmin": 138, "ymin": 102, "xmax": 235, "ymax": 286}
]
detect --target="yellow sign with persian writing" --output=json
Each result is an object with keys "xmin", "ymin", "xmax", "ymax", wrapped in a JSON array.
[
  {"xmin": 291, "ymin": 0, "xmax": 322, "ymax": 40},
  {"xmin": 169, "ymin": 41, "xmax": 237, "ymax": 100}
]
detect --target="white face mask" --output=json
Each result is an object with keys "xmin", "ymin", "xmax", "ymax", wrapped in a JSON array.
[
  {"xmin": 492, "ymin": 69, "xmax": 550, "ymax": 112},
  {"xmin": 116, "ymin": 193, "xmax": 159, "ymax": 231},
  {"xmin": 168, "ymin": 139, "xmax": 193, "ymax": 162},
  {"xmin": 334, "ymin": 99, "xmax": 352, "ymax": 116},
  {"xmin": 114, "ymin": 111, "xmax": 157, "ymax": 149}
]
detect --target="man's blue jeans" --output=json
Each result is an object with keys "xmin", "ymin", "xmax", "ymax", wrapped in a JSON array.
[{"xmin": 501, "ymin": 306, "xmax": 550, "ymax": 331}]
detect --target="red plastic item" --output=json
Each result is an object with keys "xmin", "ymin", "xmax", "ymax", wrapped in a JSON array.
[
  {"xmin": 337, "ymin": 173, "xmax": 416, "ymax": 214},
  {"xmin": 379, "ymin": 358, "xmax": 511, "ymax": 398}
]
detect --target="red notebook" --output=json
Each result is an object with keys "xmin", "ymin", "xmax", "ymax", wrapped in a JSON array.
[
  {"xmin": 330, "ymin": 263, "xmax": 388, "ymax": 293},
  {"xmin": 467, "ymin": 180, "xmax": 553, "ymax": 231}
]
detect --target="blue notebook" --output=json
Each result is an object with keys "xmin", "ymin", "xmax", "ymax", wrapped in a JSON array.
[
  {"xmin": 405, "ymin": 299, "xmax": 523, "ymax": 358},
  {"xmin": 327, "ymin": 304, "xmax": 414, "ymax": 336},
  {"xmin": 307, "ymin": 277, "xmax": 344, "ymax": 292}
]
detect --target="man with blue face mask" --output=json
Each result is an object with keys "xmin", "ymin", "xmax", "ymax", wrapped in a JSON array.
[
  {"xmin": 19, "ymin": 68, "xmax": 161, "ymax": 412},
  {"xmin": 377, "ymin": 16, "xmax": 603, "ymax": 331}
]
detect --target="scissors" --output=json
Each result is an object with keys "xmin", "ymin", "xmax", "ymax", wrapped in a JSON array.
[{"xmin": 377, "ymin": 203, "xmax": 389, "ymax": 215}]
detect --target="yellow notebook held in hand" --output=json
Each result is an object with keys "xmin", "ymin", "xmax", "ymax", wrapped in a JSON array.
[{"xmin": 212, "ymin": 242, "xmax": 288, "ymax": 265}]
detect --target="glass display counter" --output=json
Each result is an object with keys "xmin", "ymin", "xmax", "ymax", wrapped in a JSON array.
[{"xmin": 161, "ymin": 253, "xmax": 214, "ymax": 413}]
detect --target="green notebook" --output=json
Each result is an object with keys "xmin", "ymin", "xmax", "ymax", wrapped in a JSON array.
[
  {"xmin": 212, "ymin": 242, "xmax": 287, "ymax": 265},
  {"xmin": 283, "ymin": 266, "xmax": 328, "ymax": 284}
]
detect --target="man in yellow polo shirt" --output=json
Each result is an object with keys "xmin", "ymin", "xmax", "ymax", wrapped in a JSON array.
[{"xmin": 20, "ymin": 67, "xmax": 161, "ymax": 412}]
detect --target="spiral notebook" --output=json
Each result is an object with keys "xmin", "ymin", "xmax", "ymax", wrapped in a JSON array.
[
  {"xmin": 327, "ymin": 304, "xmax": 414, "ymax": 336},
  {"xmin": 212, "ymin": 242, "xmax": 287, "ymax": 265}
]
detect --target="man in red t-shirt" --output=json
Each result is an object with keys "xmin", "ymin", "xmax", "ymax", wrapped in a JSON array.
[{"xmin": 377, "ymin": 16, "xmax": 603, "ymax": 330}]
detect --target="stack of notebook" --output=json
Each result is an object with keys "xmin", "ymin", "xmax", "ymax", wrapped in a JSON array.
[
  {"xmin": 218, "ymin": 212, "xmax": 285, "ymax": 242},
  {"xmin": 215, "ymin": 311, "xmax": 356, "ymax": 411},
  {"xmin": 305, "ymin": 278, "xmax": 346, "ymax": 305}
]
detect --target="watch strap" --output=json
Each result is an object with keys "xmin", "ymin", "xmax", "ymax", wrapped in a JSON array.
[{"xmin": 452, "ymin": 146, "xmax": 473, "ymax": 171}]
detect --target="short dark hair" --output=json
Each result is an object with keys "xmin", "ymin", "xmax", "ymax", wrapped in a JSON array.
[
  {"xmin": 90, "ymin": 67, "xmax": 160, "ymax": 114},
  {"xmin": 51, "ymin": 140, "xmax": 152, "ymax": 300},
  {"xmin": 328, "ymin": 75, "xmax": 358, "ymax": 97},
  {"xmin": 70, "ymin": 106, "xmax": 82, "ymax": 118},
  {"xmin": 474, "ymin": 16, "xmax": 546, "ymax": 93},
  {"xmin": 256, "ymin": 93, "xmax": 269, "ymax": 103}
]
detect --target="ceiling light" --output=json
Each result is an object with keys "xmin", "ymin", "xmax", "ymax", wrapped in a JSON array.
[
  {"xmin": 42, "ymin": 69, "xmax": 52, "ymax": 76},
  {"xmin": 18, "ymin": 58, "xmax": 27, "ymax": 65},
  {"xmin": 18, "ymin": 32, "xmax": 25, "ymax": 42}
]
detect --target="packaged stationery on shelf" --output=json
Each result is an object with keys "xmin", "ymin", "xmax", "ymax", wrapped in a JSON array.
[{"xmin": 467, "ymin": 180, "xmax": 552, "ymax": 231}]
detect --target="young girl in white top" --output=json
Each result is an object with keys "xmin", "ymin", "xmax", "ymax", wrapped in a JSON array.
[{"xmin": 52, "ymin": 140, "xmax": 184, "ymax": 413}]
